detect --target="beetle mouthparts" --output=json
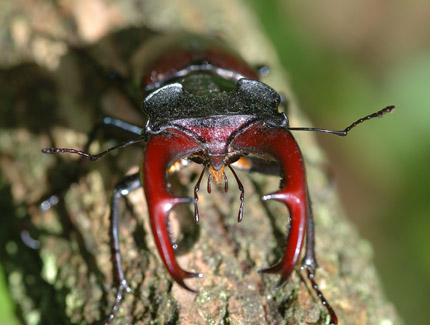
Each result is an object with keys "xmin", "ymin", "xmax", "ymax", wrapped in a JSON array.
[{"xmin": 209, "ymin": 165, "xmax": 226, "ymax": 186}]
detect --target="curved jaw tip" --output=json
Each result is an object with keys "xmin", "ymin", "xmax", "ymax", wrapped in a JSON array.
[
  {"xmin": 258, "ymin": 262, "xmax": 292, "ymax": 288},
  {"xmin": 176, "ymin": 272, "xmax": 204, "ymax": 293},
  {"xmin": 187, "ymin": 271, "xmax": 204, "ymax": 278},
  {"xmin": 173, "ymin": 271, "xmax": 203, "ymax": 294},
  {"xmin": 258, "ymin": 262, "xmax": 282, "ymax": 274}
]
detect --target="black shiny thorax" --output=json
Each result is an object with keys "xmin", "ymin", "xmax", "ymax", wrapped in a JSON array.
[{"xmin": 142, "ymin": 74, "xmax": 287, "ymax": 134}]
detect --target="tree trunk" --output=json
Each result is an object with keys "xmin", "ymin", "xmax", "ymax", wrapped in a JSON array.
[{"xmin": 0, "ymin": 0, "xmax": 401, "ymax": 324}]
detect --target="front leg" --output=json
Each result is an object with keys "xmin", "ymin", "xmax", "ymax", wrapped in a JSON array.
[
  {"xmin": 302, "ymin": 190, "xmax": 318, "ymax": 270},
  {"xmin": 106, "ymin": 172, "xmax": 141, "ymax": 324}
]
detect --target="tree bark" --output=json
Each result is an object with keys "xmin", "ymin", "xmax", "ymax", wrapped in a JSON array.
[{"xmin": 0, "ymin": 0, "xmax": 401, "ymax": 324}]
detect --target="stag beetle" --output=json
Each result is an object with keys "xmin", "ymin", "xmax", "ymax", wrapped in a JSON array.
[{"xmin": 42, "ymin": 33, "xmax": 394, "ymax": 324}]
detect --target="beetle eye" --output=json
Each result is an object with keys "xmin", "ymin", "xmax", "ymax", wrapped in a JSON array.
[{"xmin": 236, "ymin": 78, "xmax": 280, "ymax": 111}]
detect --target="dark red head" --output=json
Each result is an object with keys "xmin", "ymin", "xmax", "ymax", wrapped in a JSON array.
[{"xmin": 140, "ymin": 75, "xmax": 308, "ymax": 291}]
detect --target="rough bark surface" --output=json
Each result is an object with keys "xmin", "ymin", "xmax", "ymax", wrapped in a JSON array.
[{"xmin": 0, "ymin": 0, "xmax": 401, "ymax": 324}]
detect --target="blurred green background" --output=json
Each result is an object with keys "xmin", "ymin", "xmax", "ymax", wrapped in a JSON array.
[{"xmin": 250, "ymin": 0, "xmax": 430, "ymax": 324}]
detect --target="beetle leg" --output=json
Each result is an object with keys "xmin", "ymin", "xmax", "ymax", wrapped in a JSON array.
[
  {"xmin": 302, "ymin": 190, "xmax": 318, "ymax": 270},
  {"xmin": 302, "ymin": 191, "xmax": 338, "ymax": 324},
  {"xmin": 106, "ymin": 172, "xmax": 141, "ymax": 324},
  {"xmin": 306, "ymin": 268, "xmax": 338, "ymax": 324},
  {"xmin": 142, "ymin": 129, "xmax": 203, "ymax": 291},
  {"xmin": 231, "ymin": 123, "xmax": 307, "ymax": 285}
]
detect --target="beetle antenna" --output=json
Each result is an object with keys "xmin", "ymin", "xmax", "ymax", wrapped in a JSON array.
[
  {"xmin": 193, "ymin": 167, "xmax": 206, "ymax": 223},
  {"xmin": 289, "ymin": 105, "xmax": 395, "ymax": 136},
  {"xmin": 42, "ymin": 135, "xmax": 147, "ymax": 161},
  {"xmin": 207, "ymin": 173, "xmax": 212, "ymax": 194}
]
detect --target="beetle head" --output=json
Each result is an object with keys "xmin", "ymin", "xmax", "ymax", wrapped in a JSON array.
[{"xmin": 140, "ymin": 77, "xmax": 306, "ymax": 291}]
